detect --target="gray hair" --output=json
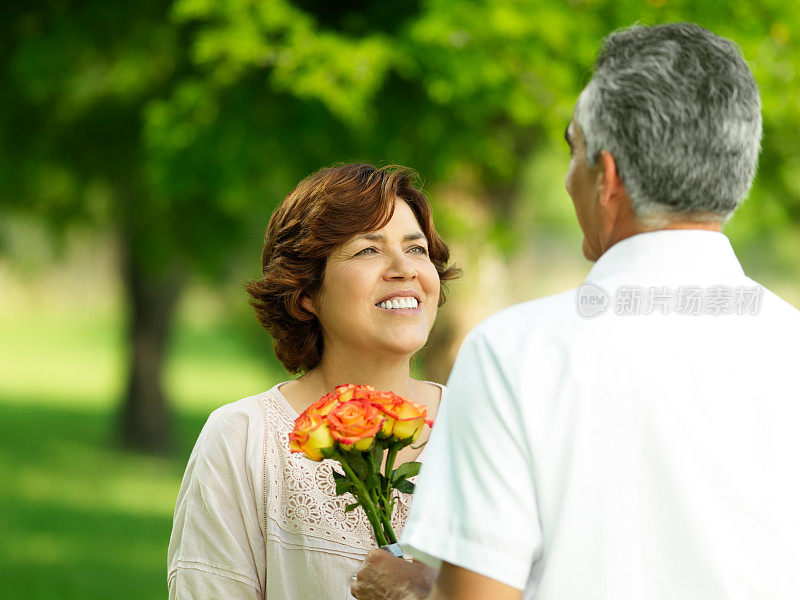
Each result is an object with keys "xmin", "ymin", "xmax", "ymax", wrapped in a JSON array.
[{"xmin": 575, "ymin": 23, "xmax": 762, "ymax": 223}]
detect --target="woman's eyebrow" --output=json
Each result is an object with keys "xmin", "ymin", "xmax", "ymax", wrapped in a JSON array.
[
  {"xmin": 355, "ymin": 232, "xmax": 426, "ymax": 242},
  {"xmin": 357, "ymin": 233, "xmax": 384, "ymax": 241}
]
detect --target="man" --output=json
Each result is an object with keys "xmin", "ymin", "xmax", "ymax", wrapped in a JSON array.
[{"xmin": 353, "ymin": 22, "xmax": 800, "ymax": 600}]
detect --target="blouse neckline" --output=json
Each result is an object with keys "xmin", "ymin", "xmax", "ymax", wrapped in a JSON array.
[{"xmin": 271, "ymin": 380, "xmax": 446, "ymax": 420}]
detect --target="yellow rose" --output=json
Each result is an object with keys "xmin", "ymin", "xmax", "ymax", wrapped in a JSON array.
[
  {"xmin": 334, "ymin": 383, "xmax": 375, "ymax": 403},
  {"xmin": 367, "ymin": 391, "xmax": 403, "ymax": 437},
  {"xmin": 306, "ymin": 391, "xmax": 340, "ymax": 417},
  {"xmin": 289, "ymin": 409, "xmax": 335, "ymax": 461},
  {"xmin": 389, "ymin": 397, "xmax": 428, "ymax": 442},
  {"xmin": 334, "ymin": 384, "xmax": 356, "ymax": 403}
]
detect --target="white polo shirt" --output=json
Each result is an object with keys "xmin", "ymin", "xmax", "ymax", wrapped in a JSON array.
[{"xmin": 402, "ymin": 230, "xmax": 800, "ymax": 600}]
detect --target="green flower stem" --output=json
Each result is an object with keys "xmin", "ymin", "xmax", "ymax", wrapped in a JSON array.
[
  {"xmin": 379, "ymin": 441, "xmax": 401, "ymax": 544},
  {"xmin": 381, "ymin": 442, "xmax": 397, "ymax": 505},
  {"xmin": 385, "ymin": 442, "xmax": 400, "ymax": 485},
  {"xmin": 379, "ymin": 510, "xmax": 398, "ymax": 544},
  {"xmin": 365, "ymin": 450, "xmax": 381, "ymax": 507},
  {"xmin": 335, "ymin": 450, "xmax": 388, "ymax": 546}
]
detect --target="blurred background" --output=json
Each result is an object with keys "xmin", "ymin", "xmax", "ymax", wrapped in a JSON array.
[{"xmin": 1, "ymin": 0, "xmax": 798, "ymax": 597}]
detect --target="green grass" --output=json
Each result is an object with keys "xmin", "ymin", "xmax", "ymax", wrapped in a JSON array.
[
  {"xmin": 0, "ymin": 289, "xmax": 284, "ymax": 600},
  {"xmin": 0, "ymin": 399, "xmax": 192, "ymax": 598}
]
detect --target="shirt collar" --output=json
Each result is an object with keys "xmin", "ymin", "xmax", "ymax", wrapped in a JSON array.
[{"xmin": 585, "ymin": 230, "xmax": 745, "ymax": 282}]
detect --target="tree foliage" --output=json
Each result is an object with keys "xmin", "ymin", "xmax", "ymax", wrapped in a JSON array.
[{"xmin": 2, "ymin": 0, "xmax": 799, "ymax": 448}]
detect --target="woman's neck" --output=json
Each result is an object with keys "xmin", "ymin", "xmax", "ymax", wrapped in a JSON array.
[
  {"xmin": 306, "ymin": 350, "xmax": 416, "ymax": 399},
  {"xmin": 280, "ymin": 349, "xmax": 439, "ymax": 418}
]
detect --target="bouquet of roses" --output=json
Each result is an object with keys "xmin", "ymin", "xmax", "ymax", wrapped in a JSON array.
[{"xmin": 288, "ymin": 383, "xmax": 432, "ymax": 549}]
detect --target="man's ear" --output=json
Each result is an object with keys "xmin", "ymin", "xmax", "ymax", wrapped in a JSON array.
[{"xmin": 596, "ymin": 150, "xmax": 626, "ymax": 206}]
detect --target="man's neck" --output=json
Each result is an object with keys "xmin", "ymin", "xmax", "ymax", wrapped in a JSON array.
[
  {"xmin": 601, "ymin": 219, "xmax": 724, "ymax": 259},
  {"xmin": 644, "ymin": 221, "xmax": 723, "ymax": 233}
]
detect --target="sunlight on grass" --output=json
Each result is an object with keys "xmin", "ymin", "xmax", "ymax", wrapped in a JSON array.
[{"xmin": 0, "ymin": 307, "xmax": 124, "ymax": 407}]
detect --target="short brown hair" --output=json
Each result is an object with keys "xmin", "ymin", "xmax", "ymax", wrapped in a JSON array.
[{"xmin": 245, "ymin": 163, "xmax": 460, "ymax": 374}]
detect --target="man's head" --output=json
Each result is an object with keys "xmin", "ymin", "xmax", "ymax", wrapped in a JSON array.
[{"xmin": 565, "ymin": 23, "xmax": 762, "ymax": 260}]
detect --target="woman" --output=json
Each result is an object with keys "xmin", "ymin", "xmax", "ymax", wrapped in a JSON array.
[{"xmin": 167, "ymin": 163, "xmax": 459, "ymax": 599}]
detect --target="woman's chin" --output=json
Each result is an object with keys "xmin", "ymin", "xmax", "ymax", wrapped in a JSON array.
[{"xmin": 375, "ymin": 335, "xmax": 429, "ymax": 359}]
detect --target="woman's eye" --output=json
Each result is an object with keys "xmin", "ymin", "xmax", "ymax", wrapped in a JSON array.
[
  {"xmin": 355, "ymin": 247, "xmax": 378, "ymax": 256},
  {"xmin": 409, "ymin": 245, "xmax": 429, "ymax": 255}
]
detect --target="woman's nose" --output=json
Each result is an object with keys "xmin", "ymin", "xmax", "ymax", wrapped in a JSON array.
[{"xmin": 383, "ymin": 250, "xmax": 417, "ymax": 280}]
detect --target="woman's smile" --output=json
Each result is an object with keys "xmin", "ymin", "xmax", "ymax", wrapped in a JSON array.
[{"xmin": 375, "ymin": 290, "xmax": 422, "ymax": 313}]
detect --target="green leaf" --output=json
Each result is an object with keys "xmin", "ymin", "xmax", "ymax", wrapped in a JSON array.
[
  {"xmin": 391, "ymin": 461, "xmax": 421, "ymax": 482},
  {"xmin": 332, "ymin": 470, "xmax": 346, "ymax": 481},
  {"xmin": 345, "ymin": 453, "xmax": 369, "ymax": 481},
  {"xmin": 394, "ymin": 438, "xmax": 414, "ymax": 450},
  {"xmin": 371, "ymin": 442, "xmax": 384, "ymax": 475},
  {"xmin": 394, "ymin": 479, "xmax": 415, "ymax": 495},
  {"xmin": 344, "ymin": 502, "xmax": 361, "ymax": 513},
  {"xmin": 335, "ymin": 478, "xmax": 354, "ymax": 496}
]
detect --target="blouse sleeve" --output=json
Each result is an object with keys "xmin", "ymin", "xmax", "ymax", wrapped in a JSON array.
[{"xmin": 168, "ymin": 399, "xmax": 266, "ymax": 599}]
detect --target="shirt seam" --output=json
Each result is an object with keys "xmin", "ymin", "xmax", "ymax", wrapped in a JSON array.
[
  {"xmin": 170, "ymin": 560, "xmax": 261, "ymax": 590},
  {"xmin": 264, "ymin": 530, "xmax": 369, "ymax": 558}
]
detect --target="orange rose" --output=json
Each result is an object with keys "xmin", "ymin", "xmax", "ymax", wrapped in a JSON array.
[
  {"xmin": 327, "ymin": 399, "xmax": 385, "ymax": 452},
  {"xmin": 289, "ymin": 409, "xmax": 334, "ymax": 461},
  {"xmin": 334, "ymin": 383, "xmax": 375, "ymax": 403},
  {"xmin": 334, "ymin": 384, "xmax": 356, "ymax": 402},
  {"xmin": 351, "ymin": 384, "xmax": 376, "ymax": 399}
]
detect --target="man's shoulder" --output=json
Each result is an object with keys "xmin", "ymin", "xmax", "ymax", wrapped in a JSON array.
[{"xmin": 758, "ymin": 282, "xmax": 800, "ymax": 318}]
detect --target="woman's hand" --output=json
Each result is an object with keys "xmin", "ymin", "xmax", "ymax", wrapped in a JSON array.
[{"xmin": 351, "ymin": 548, "xmax": 437, "ymax": 600}]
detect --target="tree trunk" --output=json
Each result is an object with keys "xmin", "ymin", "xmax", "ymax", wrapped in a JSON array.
[
  {"xmin": 420, "ymin": 183, "xmax": 520, "ymax": 385},
  {"xmin": 118, "ymin": 241, "xmax": 185, "ymax": 452}
]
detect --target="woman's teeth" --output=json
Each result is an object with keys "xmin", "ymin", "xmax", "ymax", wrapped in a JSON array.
[{"xmin": 378, "ymin": 297, "xmax": 419, "ymax": 310}]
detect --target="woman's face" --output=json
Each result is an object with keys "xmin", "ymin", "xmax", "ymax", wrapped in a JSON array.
[{"xmin": 303, "ymin": 198, "xmax": 441, "ymax": 361}]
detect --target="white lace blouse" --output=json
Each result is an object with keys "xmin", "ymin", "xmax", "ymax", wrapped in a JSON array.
[{"xmin": 167, "ymin": 382, "xmax": 443, "ymax": 600}]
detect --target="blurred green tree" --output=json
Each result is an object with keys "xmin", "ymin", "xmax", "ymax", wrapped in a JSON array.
[
  {"xmin": 0, "ymin": 0, "xmax": 189, "ymax": 451},
  {"xmin": 2, "ymin": 0, "xmax": 798, "ymax": 450}
]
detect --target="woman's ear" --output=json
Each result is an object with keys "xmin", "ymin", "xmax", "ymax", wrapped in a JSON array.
[{"xmin": 300, "ymin": 295, "xmax": 316, "ymax": 317}]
